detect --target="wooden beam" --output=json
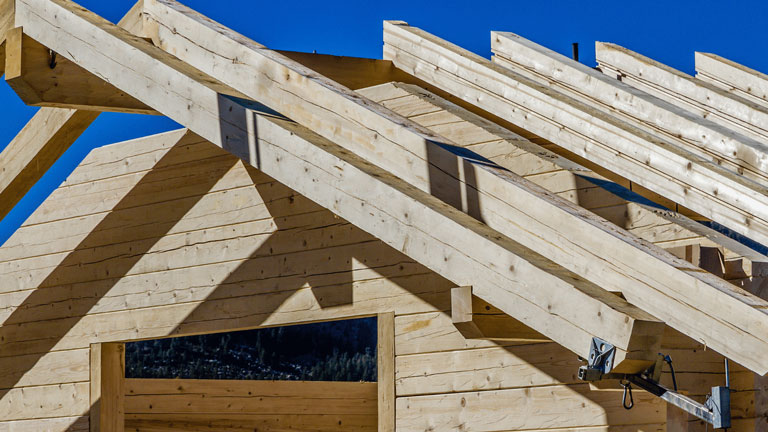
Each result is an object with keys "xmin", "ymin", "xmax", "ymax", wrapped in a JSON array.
[
  {"xmin": 5, "ymin": 27, "xmax": 157, "ymax": 114},
  {"xmin": 696, "ymin": 51, "xmax": 768, "ymax": 109},
  {"xmin": 377, "ymin": 312, "xmax": 395, "ymax": 432},
  {"xmin": 491, "ymin": 32, "xmax": 768, "ymax": 187},
  {"xmin": 0, "ymin": 107, "xmax": 99, "ymax": 220},
  {"xmin": 595, "ymin": 42, "xmax": 768, "ymax": 144},
  {"xmin": 0, "ymin": 1, "xmax": 145, "ymax": 223},
  {"xmin": 90, "ymin": 343, "xmax": 125, "ymax": 432},
  {"xmin": 276, "ymin": 50, "xmax": 424, "ymax": 90},
  {"xmin": 381, "ymin": 22, "xmax": 768, "ymax": 374},
  {"xmin": 451, "ymin": 286, "xmax": 550, "ymax": 342},
  {"xmin": 13, "ymin": 0, "xmax": 666, "ymax": 373}
]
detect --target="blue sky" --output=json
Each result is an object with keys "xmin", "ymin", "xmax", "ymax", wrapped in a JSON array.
[{"xmin": 1, "ymin": 0, "xmax": 767, "ymax": 244}]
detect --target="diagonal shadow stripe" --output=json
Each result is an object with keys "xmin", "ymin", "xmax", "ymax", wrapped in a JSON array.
[{"xmin": 0, "ymin": 133, "xmax": 237, "ymax": 396}]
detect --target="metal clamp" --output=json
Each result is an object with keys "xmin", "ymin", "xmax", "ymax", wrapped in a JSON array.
[
  {"xmin": 576, "ymin": 339, "xmax": 731, "ymax": 429},
  {"xmin": 577, "ymin": 337, "xmax": 616, "ymax": 381}
]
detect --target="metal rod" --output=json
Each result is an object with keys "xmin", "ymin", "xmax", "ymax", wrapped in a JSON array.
[
  {"xmin": 724, "ymin": 358, "xmax": 730, "ymax": 388},
  {"xmin": 572, "ymin": 43, "xmax": 579, "ymax": 62}
]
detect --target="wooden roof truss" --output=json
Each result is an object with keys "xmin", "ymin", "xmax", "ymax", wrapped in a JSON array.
[{"xmin": 1, "ymin": 0, "xmax": 768, "ymax": 424}]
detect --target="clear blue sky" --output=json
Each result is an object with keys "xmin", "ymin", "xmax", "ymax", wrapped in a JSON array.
[{"xmin": 1, "ymin": 0, "xmax": 767, "ymax": 244}]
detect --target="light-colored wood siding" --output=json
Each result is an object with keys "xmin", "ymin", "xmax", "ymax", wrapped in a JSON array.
[
  {"xmin": 0, "ymin": 128, "xmax": 756, "ymax": 431},
  {"xmin": 124, "ymin": 379, "xmax": 377, "ymax": 431}
]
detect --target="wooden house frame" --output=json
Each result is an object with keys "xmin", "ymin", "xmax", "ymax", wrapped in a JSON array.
[{"xmin": 0, "ymin": 0, "xmax": 767, "ymax": 430}]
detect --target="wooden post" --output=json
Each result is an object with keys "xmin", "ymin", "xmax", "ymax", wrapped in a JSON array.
[
  {"xmin": 90, "ymin": 343, "xmax": 125, "ymax": 432},
  {"xmin": 377, "ymin": 312, "xmax": 395, "ymax": 432}
]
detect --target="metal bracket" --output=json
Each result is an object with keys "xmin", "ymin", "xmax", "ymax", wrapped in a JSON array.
[
  {"xmin": 577, "ymin": 339, "xmax": 731, "ymax": 429},
  {"xmin": 577, "ymin": 337, "xmax": 615, "ymax": 381}
]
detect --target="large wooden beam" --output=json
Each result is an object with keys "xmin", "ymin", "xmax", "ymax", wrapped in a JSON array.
[
  {"xmin": 0, "ymin": 1, "xmax": 145, "ymax": 223},
  {"xmin": 276, "ymin": 50, "xmax": 424, "ymax": 90},
  {"xmin": 491, "ymin": 32, "xmax": 768, "ymax": 187},
  {"xmin": 451, "ymin": 286, "xmax": 550, "ymax": 342},
  {"xmin": 696, "ymin": 52, "xmax": 768, "ymax": 109},
  {"xmin": 4, "ymin": 27, "xmax": 157, "ymax": 114},
  {"xmin": 13, "ymin": 0, "xmax": 666, "ymax": 372},
  {"xmin": 595, "ymin": 42, "xmax": 768, "ymax": 144}
]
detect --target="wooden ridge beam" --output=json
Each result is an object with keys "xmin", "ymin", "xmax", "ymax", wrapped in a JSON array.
[
  {"xmin": 451, "ymin": 286, "xmax": 550, "ymax": 342},
  {"xmin": 595, "ymin": 42, "xmax": 768, "ymax": 144},
  {"xmin": 122, "ymin": 1, "xmax": 768, "ymax": 373},
  {"xmin": 4, "ymin": 27, "xmax": 157, "ymax": 114},
  {"xmin": 382, "ymin": 21, "xmax": 768, "ymax": 374},
  {"xmin": 491, "ymin": 32, "xmax": 768, "ymax": 188},
  {"xmin": 276, "ymin": 50, "xmax": 425, "ymax": 90},
  {"xmin": 13, "ymin": 0, "xmax": 666, "ymax": 373},
  {"xmin": 696, "ymin": 52, "xmax": 768, "ymax": 109},
  {"xmin": 0, "ymin": 1, "xmax": 145, "ymax": 223}
]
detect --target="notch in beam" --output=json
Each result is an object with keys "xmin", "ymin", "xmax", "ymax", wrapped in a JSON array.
[
  {"xmin": 451, "ymin": 286, "xmax": 550, "ymax": 342},
  {"xmin": 4, "ymin": 27, "xmax": 157, "ymax": 114}
]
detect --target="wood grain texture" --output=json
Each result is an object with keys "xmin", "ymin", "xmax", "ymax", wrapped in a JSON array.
[
  {"xmin": 492, "ymin": 32, "xmax": 768, "ymax": 187},
  {"xmin": 89, "ymin": 343, "xmax": 125, "ymax": 432},
  {"xmin": 595, "ymin": 42, "xmax": 768, "ymax": 144},
  {"xmin": 377, "ymin": 312, "xmax": 395, "ymax": 432},
  {"xmin": 5, "ymin": 28, "xmax": 156, "ymax": 113},
  {"xmin": 0, "ymin": 0, "xmax": 146, "ymax": 223},
  {"xmin": 124, "ymin": 379, "xmax": 377, "ymax": 431}
]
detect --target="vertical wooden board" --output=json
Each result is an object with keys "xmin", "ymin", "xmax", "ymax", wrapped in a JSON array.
[
  {"xmin": 378, "ymin": 312, "xmax": 395, "ymax": 431},
  {"xmin": 0, "ymin": 39, "xmax": 5, "ymax": 77},
  {"xmin": 90, "ymin": 343, "xmax": 124, "ymax": 432}
]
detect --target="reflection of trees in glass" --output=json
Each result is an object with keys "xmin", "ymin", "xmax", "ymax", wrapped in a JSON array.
[{"xmin": 125, "ymin": 317, "xmax": 377, "ymax": 382}]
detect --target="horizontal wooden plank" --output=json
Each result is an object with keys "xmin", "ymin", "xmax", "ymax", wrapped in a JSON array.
[
  {"xmin": 125, "ymin": 379, "xmax": 377, "ymax": 415},
  {"xmin": 396, "ymin": 343, "xmax": 581, "ymax": 396},
  {"xmin": 0, "ymin": 382, "xmax": 88, "ymax": 421},
  {"xmin": 125, "ymin": 413, "xmax": 375, "ymax": 432},
  {"xmin": 0, "ymin": 349, "xmax": 89, "ymax": 389},
  {"xmin": 396, "ymin": 384, "xmax": 665, "ymax": 431},
  {"xmin": 0, "ymin": 416, "xmax": 88, "ymax": 432}
]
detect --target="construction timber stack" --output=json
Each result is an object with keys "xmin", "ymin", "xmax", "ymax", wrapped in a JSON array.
[{"xmin": 0, "ymin": 0, "xmax": 766, "ymax": 430}]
